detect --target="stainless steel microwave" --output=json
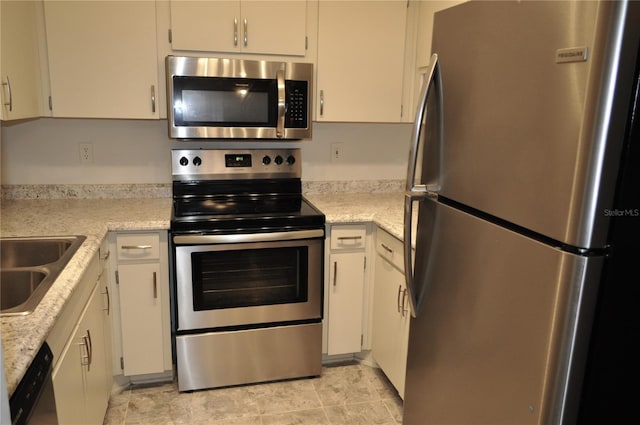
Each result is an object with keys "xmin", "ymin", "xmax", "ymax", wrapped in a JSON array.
[{"xmin": 166, "ymin": 56, "xmax": 312, "ymax": 140}]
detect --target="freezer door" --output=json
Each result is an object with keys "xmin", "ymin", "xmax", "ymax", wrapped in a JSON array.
[
  {"xmin": 428, "ymin": 0, "xmax": 640, "ymax": 248},
  {"xmin": 403, "ymin": 198, "xmax": 603, "ymax": 425}
]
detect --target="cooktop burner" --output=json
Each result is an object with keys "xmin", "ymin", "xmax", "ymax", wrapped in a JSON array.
[{"xmin": 170, "ymin": 149, "xmax": 325, "ymax": 233}]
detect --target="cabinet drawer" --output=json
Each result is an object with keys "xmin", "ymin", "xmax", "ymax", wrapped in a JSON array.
[
  {"xmin": 330, "ymin": 225, "xmax": 367, "ymax": 250},
  {"xmin": 376, "ymin": 228, "xmax": 404, "ymax": 272},
  {"xmin": 116, "ymin": 233, "xmax": 160, "ymax": 261}
]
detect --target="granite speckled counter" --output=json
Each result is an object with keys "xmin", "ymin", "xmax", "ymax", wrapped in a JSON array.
[
  {"xmin": 305, "ymin": 192, "xmax": 406, "ymax": 240},
  {"xmin": 1, "ymin": 198, "xmax": 172, "ymax": 396},
  {"xmin": 1, "ymin": 189, "xmax": 406, "ymax": 397}
]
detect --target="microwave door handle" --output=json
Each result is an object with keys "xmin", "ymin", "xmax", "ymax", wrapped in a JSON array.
[{"xmin": 276, "ymin": 68, "xmax": 286, "ymax": 138}]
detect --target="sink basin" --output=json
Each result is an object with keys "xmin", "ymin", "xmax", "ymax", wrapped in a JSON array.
[
  {"xmin": 1, "ymin": 270, "xmax": 48, "ymax": 311},
  {"xmin": 0, "ymin": 236, "xmax": 86, "ymax": 316},
  {"xmin": 1, "ymin": 238, "xmax": 76, "ymax": 268}
]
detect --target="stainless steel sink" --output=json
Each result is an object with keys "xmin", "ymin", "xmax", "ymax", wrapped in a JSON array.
[{"xmin": 0, "ymin": 236, "xmax": 86, "ymax": 316}]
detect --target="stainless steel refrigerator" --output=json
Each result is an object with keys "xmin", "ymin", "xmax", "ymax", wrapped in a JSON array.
[{"xmin": 402, "ymin": 1, "xmax": 640, "ymax": 424}]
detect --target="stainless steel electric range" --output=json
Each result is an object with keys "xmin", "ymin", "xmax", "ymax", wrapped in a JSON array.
[{"xmin": 170, "ymin": 148, "xmax": 325, "ymax": 392}]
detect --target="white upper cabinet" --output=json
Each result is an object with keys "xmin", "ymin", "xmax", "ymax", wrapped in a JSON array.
[
  {"xmin": 316, "ymin": 1, "xmax": 407, "ymax": 122},
  {"xmin": 1, "ymin": 0, "xmax": 43, "ymax": 121},
  {"xmin": 44, "ymin": 1, "xmax": 159, "ymax": 119},
  {"xmin": 169, "ymin": 1, "xmax": 307, "ymax": 56}
]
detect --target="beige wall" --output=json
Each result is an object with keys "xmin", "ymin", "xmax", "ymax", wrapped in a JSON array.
[{"xmin": 0, "ymin": 119, "xmax": 411, "ymax": 185}]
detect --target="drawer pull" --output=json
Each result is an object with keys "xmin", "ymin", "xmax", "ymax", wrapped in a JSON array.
[
  {"xmin": 153, "ymin": 272, "xmax": 158, "ymax": 299},
  {"xmin": 3, "ymin": 77, "xmax": 13, "ymax": 112},
  {"xmin": 80, "ymin": 330, "xmax": 93, "ymax": 370},
  {"xmin": 102, "ymin": 286, "xmax": 111, "ymax": 315},
  {"xmin": 243, "ymin": 18, "xmax": 248, "ymax": 46},
  {"xmin": 381, "ymin": 243, "xmax": 393, "ymax": 253},
  {"xmin": 151, "ymin": 85, "xmax": 156, "ymax": 113},
  {"xmin": 121, "ymin": 245, "xmax": 153, "ymax": 250},
  {"xmin": 337, "ymin": 236, "xmax": 362, "ymax": 242},
  {"xmin": 333, "ymin": 261, "xmax": 337, "ymax": 286},
  {"xmin": 87, "ymin": 329, "xmax": 93, "ymax": 369},
  {"xmin": 401, "ymin": 288, "xmax": 408, "ymax": 317},
  {"xmin": 233, "ymin": 18, "xmax": 238, "ymax": 46}
]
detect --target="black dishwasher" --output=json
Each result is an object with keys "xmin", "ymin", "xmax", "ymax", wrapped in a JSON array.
[{"xmin": 9, "ymin": 342, "xmax": 57, "ymax": 425}]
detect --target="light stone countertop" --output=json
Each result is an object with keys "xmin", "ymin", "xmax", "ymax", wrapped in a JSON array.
[
  {"xmin": 1, "ymin": 198, "xmax": 172, "ymax": 396},
  {"xmin": 305, "ymin": 192, "xmax": 406, "ymax": 241},
  {"xmin": 1, "ymin": 191, "xmax": 406, "ymax": 397}
]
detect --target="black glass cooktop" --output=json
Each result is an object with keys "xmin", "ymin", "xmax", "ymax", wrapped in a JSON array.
[{"xmin": 171, "ymin": 179, "xmax": 325, "ymax": 233}]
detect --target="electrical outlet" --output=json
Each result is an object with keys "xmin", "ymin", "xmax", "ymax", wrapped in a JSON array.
[
  {"xmin": 78, "ymin": 142, "xmax": 94, "ymax": 164},
  {"xmin": 331, "ymin": 143, "xmax": 344, "ymax": 163}
]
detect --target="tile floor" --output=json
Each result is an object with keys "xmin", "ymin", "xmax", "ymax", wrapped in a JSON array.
[{"xmin": 102, "ymin": 362, "xmax": 403, "ymax": 425}]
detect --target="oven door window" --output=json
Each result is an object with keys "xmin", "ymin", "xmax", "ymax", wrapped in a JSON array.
[
  {"xmin": 172, "ymin": 76, "xmax": 277, "ymax": 127},
  {"xmin": 191, "ymin": 246, "xmax": 308, "ymax": 310}
]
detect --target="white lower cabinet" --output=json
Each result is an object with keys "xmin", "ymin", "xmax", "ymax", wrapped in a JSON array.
[
  {"xmin": 117, "ymin": 262, "xmax": 164, "ymax": 375},
  {"xmin": 98, "ymin": 239, "xmax": 114, "ymax": 398},
  {"xmin": 109, "ymin": 231, "xmax": 172, "ymax": 380},
  {"xmin": 372, "ymin": 227, "xmax": 410, "ymax": 398},
  {"xmin": 325, "ymin": 224, "xmax": 369, "ymax": 355},
  {"xmin": 51, "ymin": 266, "xmax": 111, "ymax": 425}
]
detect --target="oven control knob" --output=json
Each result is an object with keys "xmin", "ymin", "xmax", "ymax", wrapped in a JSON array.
[
  {"xmin": 193, "ymin": 156, "xmax": 202, "ymax": 166},
  {"xmin": 262, "ymin": 155, "xmax": 271, "ymax": 165},
  {"xmin": 179, "ymin": 156, "xmax": 188, "ymax": 166},
  {"xmin": 286, "ymin": 155, "xmax": 296, "ymax": 165},
  {"xmin": 274, "ymin": 155, "xmax": 283, "ymax": 165}
]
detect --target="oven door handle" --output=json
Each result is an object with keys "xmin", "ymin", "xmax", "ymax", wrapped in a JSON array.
[{"xmin": 172, "ymin": 229, "xmax": 324, "ymax": 245}]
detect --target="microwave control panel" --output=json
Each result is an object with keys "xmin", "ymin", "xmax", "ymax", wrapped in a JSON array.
[{"xmin": 285, "ymin": 81, "xmax": 309, "ymax": 129}]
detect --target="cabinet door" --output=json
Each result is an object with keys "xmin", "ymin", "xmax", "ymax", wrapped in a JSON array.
[
  {"xmin": 52, "ymin": 325, "xmax": 86, "ymax": 425},
  {"xmin": 240, "ymin": 1, "xmax": 307, "ymax": 55},
  {"xmin": 170, "ymin": 0, "xmax": 306, "ymax": 56},
  {"xmin": 118, "ymin": 263, "xmax": 164, "ymax": 375},
  {"xmin": 52, "ymin": 283, "xmax": 110, "ymax": 425},
  {"xmin": 0, "ymin": 0, "xmax": 42, "ymax": 120},
  {"xmin": 170, "ymin": 0, "xmax": 240, "ymax": 52},
  {"xmin": 317, "ymin": 1, "xmax": 407, "ymax": 122},
  {"xmin": 327, "ymin": 251, "xmax": 365, "ymax": 355},
  {"xmin": 372, "ymin": 253, "xmax": 410, "ymax": 397},
  {"xmin": 44, "ymin": 1, "xmax": 159, "ymax": 118},
  {"xmin": 83, "ymin": 286, "xmax": 110, "ymax": 425},
  {"xmin": 99, "ymin": 246, "xmax": 114, "ymax": 399}
]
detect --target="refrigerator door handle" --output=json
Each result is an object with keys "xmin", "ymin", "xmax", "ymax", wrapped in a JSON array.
[
  {"xmin": 405, "ymin": 53, "xmax": 442, "ymax": 195},
  {"xmin": 403, "ymin": 194, "xmax": 419, "ymax": 318},
  {"xmin": 404, "ymin": 53, "xmax": 442, "ymax": 318}
]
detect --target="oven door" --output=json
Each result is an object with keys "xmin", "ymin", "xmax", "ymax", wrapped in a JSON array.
[{"xmin": 173, "ymin": 230, "xmax": 323, "ymax": 331}]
